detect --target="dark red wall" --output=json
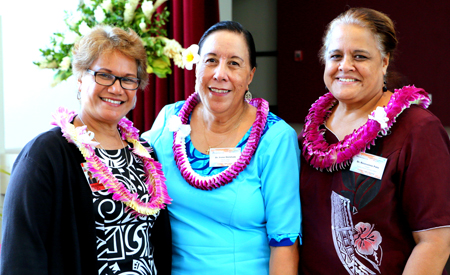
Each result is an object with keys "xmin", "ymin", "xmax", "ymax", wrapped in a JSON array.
[{"xmin": 278, "ymin": 1, "xmax": 450, "ymax": 126}]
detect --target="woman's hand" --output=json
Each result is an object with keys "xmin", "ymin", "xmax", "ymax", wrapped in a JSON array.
[
  {"xmin": 403, "ymin": 227, "xmax": 450, "ymax": 274},
  {"xmin": 269, "ymin": 238, "xmax": 299, "ymax": 275}
]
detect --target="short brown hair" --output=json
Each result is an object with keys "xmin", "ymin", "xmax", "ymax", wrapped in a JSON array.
[
  {"xmin": 319, "ymin": 8, "xmax": 398, "ymax": 64},
  {"xmin": 72, "ymin": 25, "xmax": 148, "ymax": 89}
]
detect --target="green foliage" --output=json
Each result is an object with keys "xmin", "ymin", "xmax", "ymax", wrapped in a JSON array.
[{"xmin": 35, "ymin": 0, "xmax": 185, "ymax": 86}]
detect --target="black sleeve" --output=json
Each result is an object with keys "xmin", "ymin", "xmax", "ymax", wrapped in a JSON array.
[
  {"xmin": 0, "ymin": 152, "xmax": 54, "ymax": 274},
  {"xmin": 0, "ymin": 129, "xmax": 98, "ymax": 275}
]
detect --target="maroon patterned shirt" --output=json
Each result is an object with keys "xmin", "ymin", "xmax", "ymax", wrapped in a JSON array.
[{"xmin": 299, "ymin": 105, "xmax": 450, "ymax": 274}]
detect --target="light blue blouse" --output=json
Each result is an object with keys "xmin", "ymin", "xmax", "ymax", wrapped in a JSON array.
[{"xmin": 142, "ymin": 101, "xmax": 301, "ymax": 275}]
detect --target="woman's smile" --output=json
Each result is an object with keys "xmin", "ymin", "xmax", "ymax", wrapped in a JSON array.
[
  {"xmin": 209, "ymin": 87, "xmax": 231, "ymax": 94},
  {"xmin": 100, "ymin": 97, "xmax": 124, "ymax": 105}
]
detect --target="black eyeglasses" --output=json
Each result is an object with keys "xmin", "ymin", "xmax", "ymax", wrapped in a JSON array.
[{"xmin": 86, "ymin": 69, "xmax": 140, "ymax": 90}]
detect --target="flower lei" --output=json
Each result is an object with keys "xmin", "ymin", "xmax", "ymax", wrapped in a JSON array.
[
  {"xmin": 302, "ymin": 85, "xmax": 431, "ymax": 171},
  {"xmin": 170, "ymin": 92, "xmax": 269, "ymax": 190},
  {"xmin": 52, "ymin": 107, "xmax": 171, "ymax": 217}
]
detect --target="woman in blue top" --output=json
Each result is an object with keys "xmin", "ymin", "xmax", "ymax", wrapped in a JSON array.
[{"xmin": 142, "ymin": 21, "xmax": 301, "ymax": 275}]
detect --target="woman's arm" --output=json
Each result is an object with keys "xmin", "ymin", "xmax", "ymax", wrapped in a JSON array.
[
  {"xmin": 260, "ymin": 121, "xmax": 301, "ymax": 274},
  {"xmin": 397, "ymin": 112, "xmax": 450, "ymax": 274},
  {"xmin": 1, "ymin": 154, "xmax": 53, "ymax": 275},
  {"xmin": 269, "ymin": 239, "xmax": 299, "ymax": 275},
  {"xmin": 403, "ymin": 227, "xmax": 450, "ymax": 275}
]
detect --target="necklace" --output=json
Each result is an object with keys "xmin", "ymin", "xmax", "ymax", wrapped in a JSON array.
[
  {"xmin": 78, "ymin": 115, "xmax": 107, "ymax": 150},
  {"xmin": 118, "ymin": 133, "xmax": 130, "ymax": 167},
  {"xmin": 201, "ymin": 106, "xmax": 246, "ymax": 155},
  {"xmin": 53, "ymin": 107, "xmax": 171, "ymax": 216},
  {"xmin": 79, "ymin": 115, "xmax": 131, "ymax": 180},
  {"xmin": 78, "ymin": 114, "xmax": 130, "ymax": 166},
  {"xmin": 117, "ymin": 131, "xmax": 132, "ymax": 181},
  {"xmin": 170, "ymin": 92, "xmax": 269, "ymax": 190},
  {"xmin": 302, "ymin": 85, "xmax": 431, "ymax": 171}
]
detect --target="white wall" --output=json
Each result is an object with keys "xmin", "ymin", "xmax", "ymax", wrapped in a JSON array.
[
  {"xmin": 1, "ymin": 0, "xmax": 80, "ymax": 152},
  {"xmin": 219, "ymin": 0, "xmax": 232, "ymax": 21},
  {"xmin": 233, "ymin": 0, "xmax": 277, "ymax": 105},
  {"xmin": 221, "ymin": 0, "xmax": 278, "ymax": 106},
  {"xmin": 0, "ymin": 0, "xmax": 80, "ymax": 235},
  {"xmin": 0, "ymin": 16, "xmax": 5, "ymax": 229}
]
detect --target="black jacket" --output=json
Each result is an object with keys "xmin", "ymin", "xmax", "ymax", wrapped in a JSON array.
[{"xmin": 0, "ymin": 126, "xmax": 172, "ymax": 274}]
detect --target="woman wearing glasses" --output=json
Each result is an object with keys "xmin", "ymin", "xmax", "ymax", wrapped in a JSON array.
[{"xmin": 1, "ymin": 25, "xmax": 171, "ymax": 275}]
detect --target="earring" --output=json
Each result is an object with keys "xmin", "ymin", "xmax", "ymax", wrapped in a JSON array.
[
  {"xmin": 244, "ymin": 90, "xmax": 252, "ymax": 103},
  {"xmin": 77, "ymin": 91, "xmax": 81, "ymax": 100},
  {"xmin": 383, "ymin": 81, "xmax": 388, "ymax": 92}
]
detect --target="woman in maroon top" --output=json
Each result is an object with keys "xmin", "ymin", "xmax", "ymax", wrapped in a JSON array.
[{"xmin": 299, "ymin": 7, "xmax": 450, "ymax": 274}]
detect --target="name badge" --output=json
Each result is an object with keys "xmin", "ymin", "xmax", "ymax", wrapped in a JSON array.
[
  {"xmin": 209, "ymin": 148, "xmax": 241, "ymax": 167},
  {"xmin": 81, "ymin": 162, "xmax": 107, "ymax": 192},
  {"xmin": 350, "ymin": 152, "xmax": 387, "ymax": 180}
]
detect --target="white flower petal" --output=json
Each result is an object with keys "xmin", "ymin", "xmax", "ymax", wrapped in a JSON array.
[
  {"xmin": 174, "ymin": 135, "xmax": 183, "ymax": 145},
  {"xmin": 139, "ymin": 22, "xmax": 147, "ymax": 32},
  {"xmin": 182, "ymin": 44, "xmax": 200, "ymax": 70},
  {"xmin": 101, "ymin": 0, "xmax": 113, "ymax": 12},
  {"xmin": 83, "ymin": 0, "xmax": 94, "ymax": 8},
  {"xmin": 185, "ymin": 62, "xmax": 193, "ymax": 70},
  {"xmin": 141, "ymin": 0, "xmax": 154, "ymax": 18},
  {"xmin": 178, "ymin": 125, "xmax": 191, "ymax": 138},
  {"xmin": 94, "ymin": 6, "xmax": 106, "ymax": 22},
  {"xmin": 79, "ymin": 22, "xmax": 91, "ymax": 36},
  {"xmin": 369, "ymin": 106, "xmax": 389, "ymax": 129},
  {"xmin": 68, "ymin": 11, "xmax": 83, "ymax": 27},
  {"xmin": 168, "ymin": 115, "xmax": 191, "ymax": 144},
  {"xmin": 168, "ymin": 115, "xmax": 182, "ymax": 132},
  {"xmin": 63, "ymin": 31, "xmax": 80, "ymax": 45},
  {"xmin": 60, "ymin": 56, "xmax": 72, "ymax": 71}
]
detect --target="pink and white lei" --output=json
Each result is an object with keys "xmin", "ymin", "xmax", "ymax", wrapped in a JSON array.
[
  {"xmin": 52, "ymin": 107, "xmax": 171, "ymax": 217},
  {"xmin": 302, "ymin": 85, "xmax": 431, "ymax": 171},
  {"xmin": 170, "ymin": 92, "xmax": 269, "ymax": 190}
]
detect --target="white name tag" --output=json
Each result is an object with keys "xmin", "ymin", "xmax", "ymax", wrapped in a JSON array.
[
  {"xmin": 209, "ymin": 148, "xmax": 242, "ymax": 167},
  {"xmin": 350, "ymin": 152, "xmax": 387, "ymax": 180}
]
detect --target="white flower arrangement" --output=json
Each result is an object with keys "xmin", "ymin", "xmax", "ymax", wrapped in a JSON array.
[{"xmin": 35, "ymin": 0, "xmax": 188, "ymax": 87}]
